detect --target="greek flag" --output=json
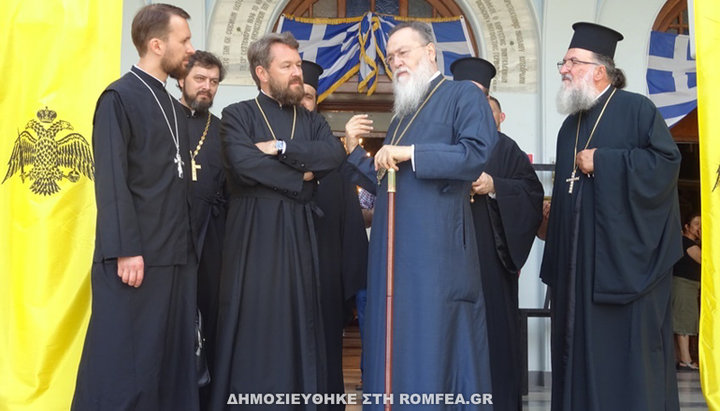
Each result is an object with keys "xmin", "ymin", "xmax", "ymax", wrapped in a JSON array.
[
  {"xmin": 370, "ymin": 15, "xmax": 475, "ymax": 80},
  {"xmin": 277, "ymin": 15, "xmax": 363, "ymax": 103},
  {"xmin": 277, "ymin": 13, "xmax": 474, "ymax": 102},
  {"xmin": 646, "ymin": 30, "xmax": 697, "ymax": 127}
]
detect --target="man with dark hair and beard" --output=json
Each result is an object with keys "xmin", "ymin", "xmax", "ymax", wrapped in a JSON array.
[
  {"xmin": 541, "ymin": 22, "xmax": 682, "ymax": 411},
  {"xmin": 177, "ymin": 50, "xmax": 227, "ymax": 409},
  {"xmin": 72, "ymin": 3, "xmax": 198, "ymax": 411},
  {"xmin": 209, "ymin": 32, "xmax": 345, "ymax": 410},
  {"xmin": 343, "ymin": 21, "xmax": 498, "ymax": 409}
]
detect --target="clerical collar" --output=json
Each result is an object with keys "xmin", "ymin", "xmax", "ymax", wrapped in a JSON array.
[
  {"xmin": 593, "ymin": 84, "xmax": 612, "ymax": 103},
  {"xmin": 259, "ymin": 89, "xmax": 289, "ymax": 108},
  {"xmin": 429, "ymin": 71, "xmax": 442, "ymax": 82},
  {"xmin": 180, "ymin": 104, "xmax": 205, "ymax": 118},
  {"xmin": 132, "ymin": 65, "xmax": 166, "ymax": 89}
]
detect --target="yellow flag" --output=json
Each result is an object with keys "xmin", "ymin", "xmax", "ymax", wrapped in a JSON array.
[
  {"xmin": 0, "ymin": 1, "xmax": 122, "ymax": 409},
  {"xmin": 696, "ymin": 1, "xmax": 720, "ymax": 409}
]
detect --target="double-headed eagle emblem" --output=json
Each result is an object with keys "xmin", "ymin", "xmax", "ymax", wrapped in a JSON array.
[{"xmin": 3, "ymin": 106, "xmax": 94, "ymax": 196}]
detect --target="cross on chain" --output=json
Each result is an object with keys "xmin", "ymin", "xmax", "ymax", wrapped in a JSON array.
[{"xmin": 566, "ymin": 169, "xmax": 580, "ymax": 194}]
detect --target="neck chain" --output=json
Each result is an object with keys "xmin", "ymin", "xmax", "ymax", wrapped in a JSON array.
[
  {"xmin": 190, "ymin": 111, "xmax": 212, "ymax": 181},
  {"xmin": 377, "ymin": 78, "xmax": 445, "ymax": 183},
  {"xmin": 254, "ymin": 97, "xmax": 296, "ymax": 141},
  {"xmin": 130, "ymin": 70, "xmax": 183, "ymax": 178},
  {"xmin": 389, "ymin": 78, "xmax": 446, "ymax": 146},
  {"xmin": 566, "ymin": 87, "xmax": 617, "ymax": 194}
]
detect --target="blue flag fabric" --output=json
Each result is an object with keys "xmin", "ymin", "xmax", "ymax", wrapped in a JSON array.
[
  {"xmin": 277, "ymin": 12, "xmax": 474, "ymax": 102},
  {"xmin": 646, "ymin": 30, "xmax": 697, "ymax": 127}
]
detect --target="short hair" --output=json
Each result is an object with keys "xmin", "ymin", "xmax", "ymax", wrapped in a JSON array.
[
  {"xmin": 488, "ymin": 95, "xmax": 502, "ymax": 113},
  {"xmin": 593, "ymin": 52, "xmax": 626, "ymax": 89},
  {"xmin": 388, "ymin": 21, "xmax": 435, "ymax": 45},
  {"xmin": 186, "ymin": 50, "xmax": 226, "ymax": 82},
  {"xmin": 131, "ymin": 4, "xmax": 190, "ymax": 57},
  {"xmin": 247, "ymin": 32, "xmax": 299, "ymax": 89},
  {"xmin": 682, "ymin": 209, "xmax": 701, "ymax": 228}
]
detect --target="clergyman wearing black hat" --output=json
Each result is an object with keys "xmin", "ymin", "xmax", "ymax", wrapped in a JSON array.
[
  {"xmin": 540, "ymin": 21, "xmax": 682, "ymax": 411},
  {"xmin": 300, "ymin": 59, "xmax": 369, "ymax": 411},
  {"xmin": 450, "ymin": 56, "xmax": 544, "ymax": 411},
  {"xmin": 300, "ymin": 60, "xmax": 323, "ymax": 111},
  {"xmin": 450, "ymin": 56, "xmax": 497, "ymax": 94}
]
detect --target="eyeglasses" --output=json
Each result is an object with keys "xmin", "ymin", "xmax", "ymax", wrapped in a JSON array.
[
  {"xmin": 556, "ymin": 58, "xmax": 599, "ymax": 71},
  {"xmin": 386, "ymin": 44, "xmax": 428, "ymax": 66}
]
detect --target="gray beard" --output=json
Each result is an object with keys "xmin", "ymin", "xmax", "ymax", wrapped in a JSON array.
[
  {"xmin": 392, "ymin": 58, "xmax": 434, "ymax": 118},
  {"xmin": 556, "ymin": 71, "xmax": 600, "ymax": 115}
]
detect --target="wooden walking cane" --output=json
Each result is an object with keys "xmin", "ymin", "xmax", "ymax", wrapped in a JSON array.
[{"xmin": 384, "ymin": 168, "xmax": 396, "ymax": 411}]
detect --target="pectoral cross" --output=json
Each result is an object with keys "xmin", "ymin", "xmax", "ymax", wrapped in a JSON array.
[
  {"xmin": 174, "ymin": 152, "xmax": 184, "ymax": 179},
  {"xmin": 191, "ymin": 157, "xmax": 202, "ymax": 181},
  {"xmin": 566, "ymin": 169, "xmax": 579, "ymax": 194}
]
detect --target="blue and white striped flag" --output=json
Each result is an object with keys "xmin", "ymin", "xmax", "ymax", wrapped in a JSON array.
[
  {"xmin": 646, "ymin": 30, "xmax": 697, "ymax": 127},
  {"xmin": 373, "ymin": 15, "xmax": 475, "ymax": 78},
  {"xmin": 277, "ymin": 15, "xmax": 363, "ymax": 103},
  {"xmin": 277, "ymin": 13, "xmax": 475, "ymax": 102}
]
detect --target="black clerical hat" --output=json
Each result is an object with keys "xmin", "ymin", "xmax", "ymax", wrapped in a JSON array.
[
  {"xmin": 568, "ymin": 22, "xmax": 624, "ymax": 59},
  {"xmin": 301, "ymin": 60, "xmax": 323, "ymax": 91},
  {"xmin": 450, "ymin": 57, "xmax": 496, "ymax": 90}
]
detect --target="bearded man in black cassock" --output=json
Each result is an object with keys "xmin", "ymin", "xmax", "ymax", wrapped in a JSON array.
[
  {"xmin": 451, "ymin": 57, "xmax": 544, "ymax": 411},
  {"xmin": 208, "ymin": 32, "xmax": 345, "ymax": 410},
  {"xmin": 178, "ymin": 50, "xmax": 227, "ymax": 408},
  {"xmin": 541, "ymin": 22, "xmax": 682, "ymax": 411},
  {"xmin": 72, "ymin": 4, "xmax": 199, "ymax": 411}
]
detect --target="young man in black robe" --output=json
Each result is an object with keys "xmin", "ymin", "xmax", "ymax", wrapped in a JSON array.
[
  {"xmin": 541, "ymin": 22, "xmax": 682, "ymax": 411},
  {"xmin": 72, "ymin": 4, "xmax": 199, "ymax": 410},
  {"xmin": 451, "ymin": 57, "xmax": 544, "ymax": 411},
  {"xmin": 300, "ymin": 60, "xmax": 368, "ymax": 410},
  {"xmin": 208, "ymin": 33, "xmax": 345, "ymax": 410},
  {"xmin": 178, "ymin": 50, "xmax": 227, "ymax": 408}
]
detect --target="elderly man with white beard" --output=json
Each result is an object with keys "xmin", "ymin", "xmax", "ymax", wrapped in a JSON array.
[
  {"xmin": 540, "ymin": 22, "xmax": 682, "ymax": 411},
  {"xmin": 343, "ymin": 21, "xmax": 498, "ymax": 410}
]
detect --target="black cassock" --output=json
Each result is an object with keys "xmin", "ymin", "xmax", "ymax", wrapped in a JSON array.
[
  {"xmin": 73, "ymin": 66, "xmax": 198, "ymax": 411},
  {"xmin": 209, "ymin": 93, "xmax": 345, "ymax": 410},
  {"xmin": 540, "ymin": 87, "xmax": 682, "ymax": 411},
  {"xmin": 183, "ymin": 107, "xmax": 227, "ymax": 405},
  {"xmin": 470, "ymin": 133, "xmax": 543, "ymax": 411},
  {"xmin": 314, "ymin": 163, "xmax": 368, "ymax": 409}
]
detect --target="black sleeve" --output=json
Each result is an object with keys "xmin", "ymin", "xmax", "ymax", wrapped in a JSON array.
[{"xmin": 92, "ymin": 91, "xmax": 143, "ymax": 259}]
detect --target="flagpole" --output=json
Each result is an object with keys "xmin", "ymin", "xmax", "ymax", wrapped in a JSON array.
[{"xmin": 384, "ymin": 168, "xmax": 396, "ymax": 411}]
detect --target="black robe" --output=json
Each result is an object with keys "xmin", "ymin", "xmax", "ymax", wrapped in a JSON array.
[
  {"xmin": 470, "ymin": 133, "xmax": 543, "ymax": 411},
  {"xmin": 73, "ymin": 65, "xmax": 198, "ymax": 411},
  {"xmin": 540, "ymin": 87, "xmax": 682, "ymax": 411},
  {"xmin": 183, "ymin": 107, "xmax": 227, "ymax": 407},
  {"xmin": 209, "ymin": 93, "xmax": 345, "ymax": 410},
  {"xmin": 314, "ymin": 163, "xmax": 368, "ymax": 409}
]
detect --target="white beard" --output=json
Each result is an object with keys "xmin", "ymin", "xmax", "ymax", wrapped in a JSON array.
[
  {"xmin": 392, "ymin": 58, "xmax": 434, "ymax": 118},
  {"xmin": 556, "ymin": 69, "xmax": 600, "ymax": 115}
]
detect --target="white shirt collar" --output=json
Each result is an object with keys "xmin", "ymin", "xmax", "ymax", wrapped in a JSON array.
[
  {"xmin": 133, "ymin": 64, "xmax": 167, "ymax": 87},
  {"xmin": 594, "ymin": 84, "xmax": 611, "ymax": 102}
]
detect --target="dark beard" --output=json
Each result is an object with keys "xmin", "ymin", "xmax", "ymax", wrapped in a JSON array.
[
  {"xmin": 163, "ymin": 57, "xmax": 186, "ymax": 80},
  {"xmin": 269, "ymin": 76, "xmax": 303, "ymax": 106},
  {"xmin": 183, "ymin": 89, "xmax": 213, "ymax": 112}
]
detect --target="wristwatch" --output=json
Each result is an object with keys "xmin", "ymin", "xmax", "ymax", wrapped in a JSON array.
[{"xmin": 275, "ymin": 140, "xmax": 286, "ymax": 154}]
